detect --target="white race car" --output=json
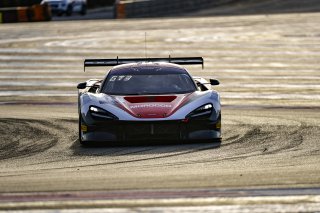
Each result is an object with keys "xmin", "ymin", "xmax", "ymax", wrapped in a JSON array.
[
  {"xmin": 77, "ymin": 57, "xmax": 221, "ymax": 145},
  {"xmin": 41, "ymin": 0, "xmax": 87, "ymax": 16}
]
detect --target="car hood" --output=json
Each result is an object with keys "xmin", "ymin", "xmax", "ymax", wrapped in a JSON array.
[{"xmin": 110, "ymin": 93, "xmax": 194, "ymax": 118}]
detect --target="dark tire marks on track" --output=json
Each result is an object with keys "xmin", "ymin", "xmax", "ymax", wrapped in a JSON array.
[
  {"xmin": 0, "ymin": 119, "xmax": 58, "ymax": 160},
  {"xmin": 0, "ymin": 109, "xmax": 319, "ymax": 192},
  {"xmin": 0, "ymin": 114, "xmax": 314, "ymax": 165}
]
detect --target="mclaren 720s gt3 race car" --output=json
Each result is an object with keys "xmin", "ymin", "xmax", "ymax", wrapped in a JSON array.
[{"xmin": 77, "ymin": 57, "xmax": 221, "ymax": 145}]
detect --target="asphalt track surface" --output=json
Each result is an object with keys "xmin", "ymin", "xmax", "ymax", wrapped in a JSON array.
[{"xmin": 0, "ymin": 11, "xmax": 320, "ymax": 212}]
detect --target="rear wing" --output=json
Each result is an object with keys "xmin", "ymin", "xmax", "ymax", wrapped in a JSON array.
[{"xmin": 84, "ymin": 56, "xmax": 204, "ymax": 72}]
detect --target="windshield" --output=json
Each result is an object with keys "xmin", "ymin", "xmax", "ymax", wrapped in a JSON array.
[{"xmin": 102, "ymin": 74, "xmax": 196, "ymax": 95}]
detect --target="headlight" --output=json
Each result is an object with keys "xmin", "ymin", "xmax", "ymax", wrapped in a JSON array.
[
  {"xmin": 89, "ymin": 106, "xmax": 118, "ymax": 120},
  {"xmin": 186, "ymin": 103, "xmax": 213, "ymax": 119}
]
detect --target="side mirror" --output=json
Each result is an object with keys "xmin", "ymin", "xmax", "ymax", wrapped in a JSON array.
[
  {"xmin": 77, "ymin": 82, "xmax": 87, "ymax": 89},
  {"xmin": 210, "ymin": 79, "xmax": 220, "ymax": 86}
]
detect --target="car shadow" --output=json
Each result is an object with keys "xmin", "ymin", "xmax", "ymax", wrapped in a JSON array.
[{"xmin": 71, "ymin": 139, "xmax": 221, "ymax": 157}]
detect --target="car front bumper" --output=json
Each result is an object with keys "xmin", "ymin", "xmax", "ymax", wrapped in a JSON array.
[{"xmin": 80, "ymin": 119, "xmax": 221, "ymax": 142}]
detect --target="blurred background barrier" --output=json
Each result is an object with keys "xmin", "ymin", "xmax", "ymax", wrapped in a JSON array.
[
  {"xmin": 115, "ymin": 0, "xmax": 236, "ymax": 18},
  {"xmin": 0, "ymin": 4, "xmax": 51, "ymax": 23},
  {"xmin": 0, "ymin": 0, "xmax": 116, "ymax": 9},
  {"xmin": 0, "ymin": 8, "xmax": 19, "ymax": 23},
  {"xmin": 87, "ymin": 0, "xmax": 115, "ymax": 9},
  {"xmin": 0, "ymin": 0, "xmax": 42, "ymax": 8},
  {"xmin": 31, "ymin": 4, "xmax": 51, "ymax": 21},
  {"xmin": 17, "ymin": 6, "xmax": 29, "ymax": 22}
]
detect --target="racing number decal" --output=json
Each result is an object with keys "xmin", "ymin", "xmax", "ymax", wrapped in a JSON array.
[{"xmin": 109, "ymin": 75, "xmax": 132, "ymax": 81}]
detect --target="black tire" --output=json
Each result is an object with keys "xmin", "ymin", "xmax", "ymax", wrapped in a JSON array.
[
  {"xmin": 79, "ymin": 114, "xmax": 88, "ymax": 146},
  {"xmin": 80, "ymin": 3, "xmax": 87, "ymax": 15},
  {"xmin": 66, "ymin": 5, "xmax": 73, "ymax": 16},
  {"xmin": 216, "ymin": 113, "xmax": 222, "ymax": 142}
]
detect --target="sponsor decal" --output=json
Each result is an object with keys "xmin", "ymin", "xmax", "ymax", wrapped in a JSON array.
[
  {"xmin": 81, "ymin": 125, "xmax": 88, "ymax": 132},
  {"xmin": 216, "ymin": 121, "xmax": 221, "ymax": 129},
  {"xmin": 130, "ymin": 104, "xmax": 172, "ymax": 109}
]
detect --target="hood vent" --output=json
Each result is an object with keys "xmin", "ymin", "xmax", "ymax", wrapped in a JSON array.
[{"xmin": 124, "ymin": 96, "xmax": 176, "ymax": 103}]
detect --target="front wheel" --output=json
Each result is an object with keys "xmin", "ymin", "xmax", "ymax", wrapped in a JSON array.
[{"xmin": 79, "ymin": 114, "xmax": 88, "ymax": 146}]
